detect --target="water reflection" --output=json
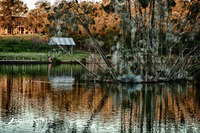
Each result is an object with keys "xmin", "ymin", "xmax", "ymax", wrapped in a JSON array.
[
  {"xmin": 0, "ymin": 64, "xmax": 199, "ymax": 133},
  {"xmin": 48, "ymin": 64, "xmax": 75, "ymax": 90}
]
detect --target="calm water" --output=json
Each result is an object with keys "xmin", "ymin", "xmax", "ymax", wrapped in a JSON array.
[{"xmin": 0, "ymin": 64, "xmax": 199, "ymax": 133}]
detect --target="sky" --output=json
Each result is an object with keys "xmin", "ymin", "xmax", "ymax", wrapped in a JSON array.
[
  {"xmin": 22, "ymin": 0, "xmax": 57, "ymax": 10},
  {"xmin": 22, "ymin": 0, "xmax": 102, "ymax": 10}
]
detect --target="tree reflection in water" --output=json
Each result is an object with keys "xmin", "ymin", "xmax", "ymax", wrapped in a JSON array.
[{"xmin": 0, "ymin": 65, "xmax": 199, "ymax": 132}]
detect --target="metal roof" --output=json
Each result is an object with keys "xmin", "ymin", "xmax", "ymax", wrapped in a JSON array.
[{"xmin": 48, "ymin": 37, "xmax": 76, "ymax": 46}]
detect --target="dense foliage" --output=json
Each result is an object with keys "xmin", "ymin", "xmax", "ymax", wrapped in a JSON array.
[{"xmin": 107, "ymin": 0, "xmax": 200, "ymax": 82}]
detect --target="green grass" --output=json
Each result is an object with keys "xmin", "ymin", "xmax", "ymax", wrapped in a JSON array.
[
  {"xmin": 0, "ymin": 34, "xmax": 49, "ymax": 52},
  {"xmin": 0, "ymin": 34, "xmax": 48, "ymax": 40},
  {"xmin": 0, "ymin": 51, "xmax": 90, "ymax": 61},
  {"xmin": 0, "ymin": 52, "xmax": 48, "ymax": 61},
  {"xmin": 51, "ymin": 51, "xmax": 90, "ymax": 61}
]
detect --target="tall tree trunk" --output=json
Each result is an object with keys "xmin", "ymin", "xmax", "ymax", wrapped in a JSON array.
[
  {"xmin": 127, "ymin": 0, "xmax": 131, "ymax": 20},
  {"xmin": 150, "ymin": 0, "xmax": 155, "ymax": 48},
  {"xmin": 166, "ymin": 0, "xmax": 170, "ymax": 58}
]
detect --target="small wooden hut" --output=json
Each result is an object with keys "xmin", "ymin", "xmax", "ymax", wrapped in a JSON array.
[{"xmin": 48, "ymin": 37, "xmax": 76, "ymax": 54}]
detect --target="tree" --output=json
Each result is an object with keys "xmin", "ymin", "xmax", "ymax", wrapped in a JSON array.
[
  {"xmin": 0, "ymin": 0, "xmax": 28, "ymax": 34},
  {"xmin": 106, "ymin": 0, "xmax": 200, "ymax": 82},
  {"xmin": 24, "ymin": 1, "xmax": 50, "ymax": 34},
  {"xmin": 47, "ymin": 0, "xmax": 77, "ymax": 36}
]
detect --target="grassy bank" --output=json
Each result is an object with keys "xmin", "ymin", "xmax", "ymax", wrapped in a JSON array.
[
  {"xmin": 0, "ymin": 34, "xmax": 49, "ymax": 52},
  {"xmin": 0, "ymin": 51, "xmax": 90, "ymax": 61}
]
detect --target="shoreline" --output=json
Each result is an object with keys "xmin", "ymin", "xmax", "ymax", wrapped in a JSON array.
[
  {"xmin": 0, "ymin": 60, "xmax": 51, "ymax": 64},
  {"xmin": 0, "ymin": 60, "xmax": 85, "ymax": 64}
]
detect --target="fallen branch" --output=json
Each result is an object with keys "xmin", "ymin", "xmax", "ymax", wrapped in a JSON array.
[
  {"xmin": 167, "ymin": 44, "xmax": 200, "ymax": 81},
  {"xmin": 71, "ymin": 1, "xmax": 117, "ymax": 80}
]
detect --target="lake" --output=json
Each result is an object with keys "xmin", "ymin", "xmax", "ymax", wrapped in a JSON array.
[{"xmin": 0, "ymin": 64, "xmax": 199, "ymax": 133}]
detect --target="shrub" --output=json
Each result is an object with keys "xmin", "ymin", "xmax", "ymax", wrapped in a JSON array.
[{"xmin": 52, "ymin": 57, "xmax": 61, "ymax": 64}]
